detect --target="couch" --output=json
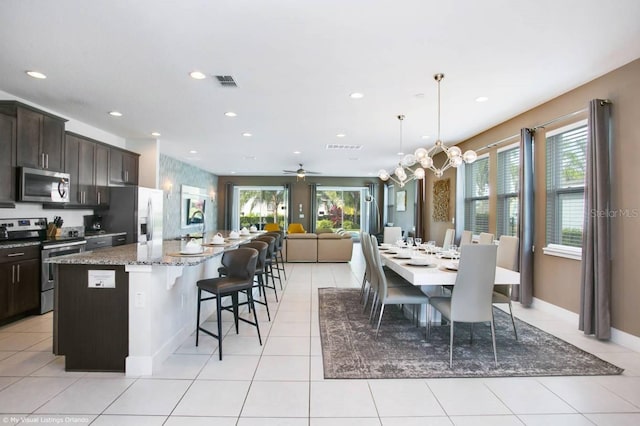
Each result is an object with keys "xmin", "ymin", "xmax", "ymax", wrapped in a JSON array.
[{"xmin": 284, "ymin": 229, "xmax": 353, "ymax": 262}]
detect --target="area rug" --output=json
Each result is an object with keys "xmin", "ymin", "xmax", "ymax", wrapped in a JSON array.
[{"xmin": 318, "ymin": 288, "xmax": 623, "ymax": 379}]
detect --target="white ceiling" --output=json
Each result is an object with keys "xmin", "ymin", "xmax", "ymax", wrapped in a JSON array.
[{"xmin": 1, "ymin": 0, "xmax": 639, "ymax": 177}]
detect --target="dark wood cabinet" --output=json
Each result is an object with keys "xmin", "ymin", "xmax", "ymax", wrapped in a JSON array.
[
  {"xmin": 109, "ymin": 148, "xmax": 139, "ymax": 185},
  {"xmin": 64, "ymin": 132, "xmax": 112, "ymax": 207},
  {"xmin": 0, "ymin": 246, "xmax": 41, "ymax": 323},
  {"xmin": 95, "ymin": 144, "xmax": 110, "ymax": 206},
  {"xmin": 0, "ymin": 114, "xmax": 16, "ymax": 206},
  {"xmin": 0, "ymin": 102, "xmax": 67, "ymax": 172}
]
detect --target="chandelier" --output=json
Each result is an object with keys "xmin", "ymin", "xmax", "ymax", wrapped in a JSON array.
[{"xmin": 378, "ymin": 73, "xmax": 478, "ymax": 186}]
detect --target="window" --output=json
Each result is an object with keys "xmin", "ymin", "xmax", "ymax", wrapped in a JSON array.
[
  {"xmin": 496, "ymin": 145, "xmax": 520, "ymax": 238},
  {"xmin": 464, "ymin": 156, "xmax": 490, "ymax": 234},
  {"xmin": 234, "ymin": 186, "xmax": 289, "ymax": 230},
  {"xmin": 315, "ymin": 187, "xmax": 365, "ymax": 236},
  {"xmin": 545, "ymin": 122, "xmax": 588, "ymax": 248}
]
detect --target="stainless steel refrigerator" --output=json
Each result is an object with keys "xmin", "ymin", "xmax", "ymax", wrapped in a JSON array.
[{"xmin": 100, "ymin": 186, "xmax": 163, "ymax": 244}]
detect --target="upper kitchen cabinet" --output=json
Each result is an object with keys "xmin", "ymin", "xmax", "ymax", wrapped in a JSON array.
[
  {"xmin": 109, "ymin": 147, "xmax": 139, "ymax": 186},
  {"xmin": 0, "ymin": 101, "xmax": 67, "ymax": 172},
  {"xmin": 0, "ymin": 114, "xmax": 16, "ymax": 207},
  {"xmin": 64, "ymin": 132, "xmax": 110, "ymax": 207}
]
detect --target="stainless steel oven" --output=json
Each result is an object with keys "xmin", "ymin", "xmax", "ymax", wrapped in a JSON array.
[
  {"xmin": 41, "ymin": 239, "xmax": 86, "ymax": 313},
  {"xmin": 19, "ymin": 167, "xmax": 71, "ymax": 203}
]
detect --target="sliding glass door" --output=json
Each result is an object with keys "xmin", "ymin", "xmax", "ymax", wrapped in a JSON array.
[
  {"xmin": 315, "ymin": 187, "xmax": 367, "ymax": 238},
  {"xmin": 234, "ymin": 186, "xmax": 289, "ymax": 230}
]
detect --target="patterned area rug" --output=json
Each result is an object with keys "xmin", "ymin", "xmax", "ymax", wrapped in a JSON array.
[{"xmin": 319, "ymin": 288, "xmax": 623, "ymax": 379}]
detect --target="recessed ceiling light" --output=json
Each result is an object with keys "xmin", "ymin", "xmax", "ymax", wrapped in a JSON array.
[
  {"xmin": 189, "ymin": 71, "xmax": 207, "ymax": 80},
  {"xmin": 349, "ymin": 92, "xmax": 364, "ymax": 99},
  {"xmin": 336, "ymin": 133, "xmax": 346, "ymax": 138},
  {"xmin": 151, "ymin": 132, "xmax": 161, "ymax": 137},
  {"xmin": 224, "ymin": 111, "xmax": 237, "ymax": 117},
  {"xmin": 242, "ymin": 132, "xmax": 252, "ymax": 137},
  {"xmin": 231, "ymin": 171, "xmax": 236, "ymax": 174},
  {"xmin": 189, "ymin": 150, "xmax": 198, "ymax": 154},
  {"xmin": 475, "ymin": 96, "xmax": 489, "ymax": 102},
  {"xmin": 414, "ymin": 93, "xmax": 425, "ymax": 98},
  {"xmin": 26, "ymin": 71, "xmax": 46, "ymax": 79},
  {"xmin": 421, "ymin": 135, "xmax": 430, "ymax": 139},
  {"xmin": 397, "ymin": 151, "xmax": 404, "ymax": 156},
  {"xmin": 108, "ymin": 111, "xmax": 122, "ymax": 117},
  {"xmin": 293, "ymin": 151, "xmax": 301, "ymax": 155}
]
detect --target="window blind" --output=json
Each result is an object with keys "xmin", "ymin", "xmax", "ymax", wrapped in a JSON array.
[
  {"xmin": 545, "ymin": 124, "xmax": 588, "ymax": 247},
  {"xmin": 464, "ymin": 156, "xmax": 490, "ymax": 234},
  {"xmin": 497, "ymin": 146, "xmax": 520, "ymax": 238}
]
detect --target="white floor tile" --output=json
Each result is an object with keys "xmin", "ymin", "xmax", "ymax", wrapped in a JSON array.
[
  {"xmin": 270, "ymin": 321, "xmax": 312, "ymax": 337},
  {"xmin": 448, "ymin": 415, "xmax": 524, "ymax": 425},
  {"xmin": 484, "ymin": 377, "xmax": 576, "ymax": 414},
  {"xmin": 175, "ymin": 334, "xmax": 219, "ymax": 355},
  {"xmin": 173, "ymin": 380, "xmax": 251, "ymax": 416},
  {"xmin": 369, "ymin": 379, "xmax": 445, "ymax": 417},
  {"xmin": 0, "ymin": 351, "xmax": 57, "ymax": 376},
  {"xmin": 237, "ymin": 417, "xmax": 308, "ymax": 425},
  {"xmin": 275, "ymin": 310, "xmax": 312, "ymax": 323},
  {"xmin": 0, "ymin": 414, "xmax": 23, "ymax": 426},
  {"xmin": 24, "ymin": 337, "xmax": 53, "ymax": 352},
  {"xmin": 0, "ymin": 351, "xmax": 16, "ymax": 362},
  {"xmin": 103, "ymin": 379, "xmax": 191, "ymax": 415},
  {"xmin": 0, "ymin": 377, "xmax": 77, "ymax": 413},
  {"xmin": 0, "ymin": 376, "xmax": 19, "ymax": 391},
  {"xmin": 584, "ymin": 413, "xmax": 640, "ymax": 425},
  {"xmin": 0, "ymin": 333, "xmax": 51, "ymax": 351},
  {"xmin": 263, "ymin": 336, "xmax": 310, "ymax": 356},
  {"xmin": 310, "ymin": 356, "xmax": 325, "ymax": 381},
  {"xmin": 90, "ymin": 415, "xmax": 167, "ymax": 425},
  {"xmin": 537, "ymin": 376, "xmax": 640, "ymax": 413},
  {"xmin": 219, "ymin": 335, "xmax": 265, "ymax": 356},
  {"xmin": 592, "ymin": 375, "xmax": 640, "ymax": 407},
  {"xmin": 147, "ymin": 354, "xmax": 210, "ymax": 379},
  {"xmin": 165, "ymin": 416, "xmax": 237, "ymax": 426},
  {"xmin": 254, "ymin": 356, "xmax": 310, "ymax": 381},
  {"xmin": 197, "ymin": 355, "xmax": 260, "ymax": 380},
  {"xmin": 241, "ymin": 381, "xmax": 309, "ymax": 417},
  {"xmin": 35, "ymin": 377, "xmax": 135, "ymax": 414},
  {"xmin": 426, "ymin": 379, "xmax": 511, "ymax": 416},
  {"xmin": 517, "ymin": 413, "xmax": 594, "ymax": 426},
  {"xmin": 29, "ymin": 356, "xmax": 86, "ymax": 378},
  {"xmin": 310, "ymin": 380, "xmax": 378, "ymax": 417},
  {"xmin": 311, "ymin": 418, "xmax": 381, "ymax": 425},
  {"xmin": 380, "ymin": 417, "xmax": 453, "ymax": 426}
]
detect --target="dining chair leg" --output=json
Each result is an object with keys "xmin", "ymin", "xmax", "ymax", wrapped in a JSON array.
[
  {"xmin": 257, "ymin": 274, "xmax": 271, "ymax": 322},
  {"xmin": 248, "ymin": 290, "xmax": 262, "ymax": 346},
  {"xmin": 449, "ymin": 321, "xmax": 454, "ymax": 368},
  {"xmin": 375, "ymin": 304, "xmax": 386, "ymax": 338},
  {"xmin": 508, "ymin": 300, "xmax": 518, "ymax": 340},
  {"xmin": 232, "ymin": 293, "xmax": 239, "ymax": 334},
  {"xmin": 490, "ymin": 319, "xmax": 498, "ymax": 367},
  {"xmin": 426, "ymin": 304, "xmax": 431, "ymax": 339}
]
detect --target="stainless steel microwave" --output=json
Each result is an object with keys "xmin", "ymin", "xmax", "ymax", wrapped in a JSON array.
[{"xmin": 18, "ymin": 167, "xmax": 70, "ymax": 203}]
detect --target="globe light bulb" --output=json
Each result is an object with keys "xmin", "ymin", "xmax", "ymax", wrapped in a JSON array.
[{"xmin": 463, "ymin": 150, "xmax": 478, "ymax": 163}]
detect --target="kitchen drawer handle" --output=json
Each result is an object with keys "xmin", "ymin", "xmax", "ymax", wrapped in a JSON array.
[
  {"xmin": 116, "ymin": 238, "xmax": 125, "ymax": 241},
  {"xmin": 96, "ymin": 241, "xmax": 106, "ymax": 244},
  {"xmin": 7, "ymin": 252, "xmax": 25, "ymax": 257},
  {"xmin": 12, "ymin": 265, "xmax": 15, "ymax": 283},
  {"xmin": 16, "ymin": 264, "xmax": 20, "ymax": 282}
]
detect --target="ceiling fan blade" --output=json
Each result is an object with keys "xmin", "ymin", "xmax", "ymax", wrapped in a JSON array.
[
  {"xmin": 304, "ymin": 171, "xmax": 321, "ymax": 174},
  {"xmin": 283, "ymin": 170, "xmax": 298, "ymax": 174}
]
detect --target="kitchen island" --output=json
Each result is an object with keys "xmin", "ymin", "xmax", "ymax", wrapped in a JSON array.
[{"xmin": 48, "ymin": 233, "xmax": 260, "ymax": 376}]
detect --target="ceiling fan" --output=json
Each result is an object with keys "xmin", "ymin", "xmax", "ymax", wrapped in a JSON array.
[{"xmin": 283, "ymin": 163, "xmax": 321, "ymax": 181}]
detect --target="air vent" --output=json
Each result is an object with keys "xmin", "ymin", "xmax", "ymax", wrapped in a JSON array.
[
  {"xmin": 215, "ymin": 75, "xmax": 238, "ymax": 87},
  {"xmin": 326, "ymin": 144, "xmax": 363, "ymax": 150}
]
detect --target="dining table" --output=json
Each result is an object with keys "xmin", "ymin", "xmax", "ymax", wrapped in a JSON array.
[{"xmin": 379, "ymin": 247, "xmax": 521, "ymax": 287}]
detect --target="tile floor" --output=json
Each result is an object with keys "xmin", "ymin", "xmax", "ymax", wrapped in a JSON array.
[{"xmin": 1, "ymin": 245, "xmax": 640, "ymax": 425}]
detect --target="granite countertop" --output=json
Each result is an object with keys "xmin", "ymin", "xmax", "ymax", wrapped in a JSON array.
[
  {"xmin": 0, "ymin": 240, "xmax": 42, "ymax": 249},
  {"xmin": 45, "ymin": 231, "xmax": 262, "ymax": 266}
]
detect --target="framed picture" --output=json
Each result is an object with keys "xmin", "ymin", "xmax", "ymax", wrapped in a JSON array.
[{"xmin": 396, "ymin": 190, "xmax": 406, "ymax": 212}]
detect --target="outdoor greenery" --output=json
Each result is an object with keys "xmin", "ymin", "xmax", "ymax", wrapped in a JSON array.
[
  {"xmin": 315, "ymin": 189, "xmax": 362, "ymax": 231},
  {"xmin": 238, "ymin": 188, "xmax": 287, "ymax": 229},
  {"xmin": 562, "ymin": 228, "xmax": 583, "ymax": 247}
]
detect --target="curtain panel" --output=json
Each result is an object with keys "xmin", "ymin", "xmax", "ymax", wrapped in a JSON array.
[
  {"xmin": 224, "ymin": 182, "xmax": 235, "ymax": 231},
  {"xmin": 517, "ymin": 128, "xmax": 534, "ymax": 306},
  {"xmin": 579, "ymin": 99, "xmax": 612, "ymax": 339}
]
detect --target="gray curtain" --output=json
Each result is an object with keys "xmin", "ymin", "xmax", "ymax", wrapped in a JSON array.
[
  {"xmin": 284, "ymin": 183, "xmax": 291, "ymax": 229},
  {"xmin": 516, "ymin": 128, "xmax": 534, "ymax": 306},
  {"xmin": 224, "ymin": 182, "xmax": 235, "ymax": 230},
  {"xmin": 579, "ymin": 99, "xmax": 612, "ymax": 339},
  {"xmin": 415, "ymin": 179, "xmax": 425, "ymax": 241},
  {"xmin": 309, "ymin": 183, "xmax": 318, "ymax": 233},
  {"xmin": 366, "ymin": 183, "xmax": 379, "ymax": 235}
]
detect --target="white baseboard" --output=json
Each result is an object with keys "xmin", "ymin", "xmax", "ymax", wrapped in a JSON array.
[{"xmin": 531, "ymin": 297, "xmax": 640, "ymax": 352}]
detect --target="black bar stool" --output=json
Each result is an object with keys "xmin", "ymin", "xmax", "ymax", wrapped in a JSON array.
[
  {"xmin": 196, "ymin": 247, "xmax": 260, "ymax": 360},
  {"xmin": 264, "ymin": 231, "xmax": 286, "ymax": 285},
  {"xmin": 255, "ymin": 235, "xmax": 280, "ymax": 301}
]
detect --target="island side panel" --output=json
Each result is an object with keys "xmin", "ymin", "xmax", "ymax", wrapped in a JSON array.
[{"xmin": 57, "ymin": 264, "xmax": 128, "ymax": 372}]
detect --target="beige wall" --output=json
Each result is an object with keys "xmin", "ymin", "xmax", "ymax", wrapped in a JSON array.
[{"xmin": 424, "ymin": 58, "xmax": 640, "ymax": 337}]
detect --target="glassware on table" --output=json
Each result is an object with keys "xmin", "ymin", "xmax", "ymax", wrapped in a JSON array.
[
  {"xmin": 406, "ymin": 237, "xmax": 414, "ymax": 248},
  {"xmin": 414, "ymin": 238, "xmax": 422, "ymax": 249}
]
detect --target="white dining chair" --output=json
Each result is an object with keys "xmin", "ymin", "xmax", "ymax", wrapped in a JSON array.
[
  {"xmin": 369, "ymin": 235, "xmax": 430, "ymax": 338},
  {"xmin": 383, "ymin": 226, "xmax": 402, "ymax": 244},
  {"xmin": 493, "ymin": 235, "xmax": 519, "ymax": 339},
  {"xmin": 478, "ymin": 232, "xmax": 495, "ymax": 245},
  {"xmin": 428, "ymin": 244, "xmax": 499, "ymax": 367},
  {"xmin": 459, "ymin": 230, "xmax": 473, "ymax": 245},
  {"xmin": 359, "ymin": 231, "xmax": 372, "ymax": 303},
  {"xmin": 442, "ymin": 228, "xmax": 455, "ymax": 250}
]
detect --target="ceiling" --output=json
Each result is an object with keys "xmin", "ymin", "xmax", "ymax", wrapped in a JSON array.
[{"xmin": 1, "ymin": 0, "xmax": 639, "ymax": 178}]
